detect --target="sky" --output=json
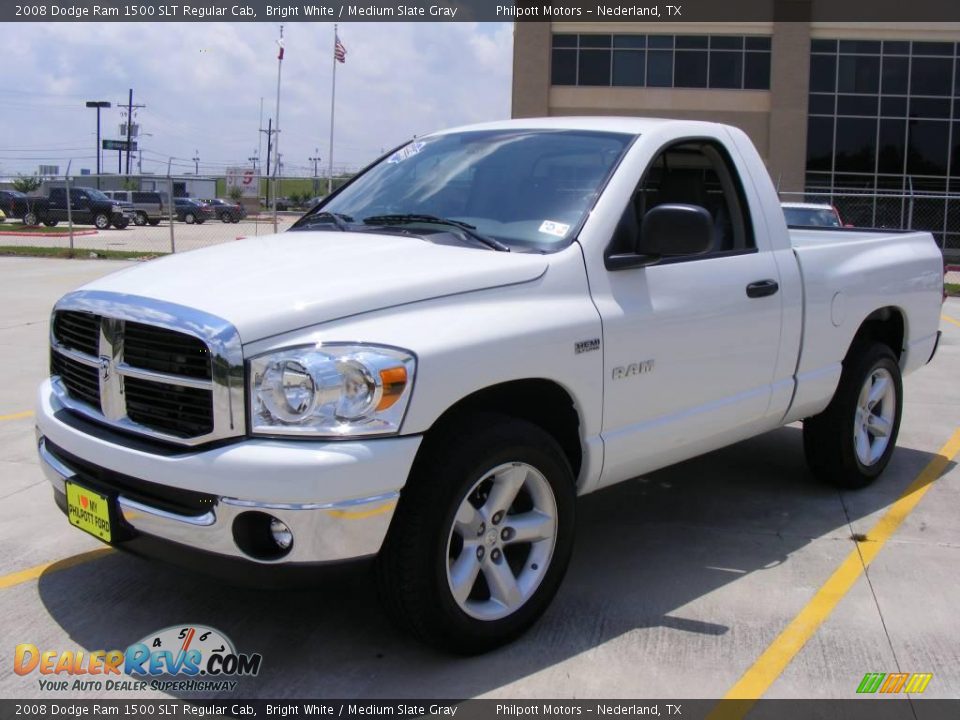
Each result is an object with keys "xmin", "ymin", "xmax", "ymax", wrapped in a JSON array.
[{"xmin": 0, "ymin": 22, "xmax": 513, "ymax": 178}]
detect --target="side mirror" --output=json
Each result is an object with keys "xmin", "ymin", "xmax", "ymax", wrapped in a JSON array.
[
  {"xmin": 638, "ymin": 204, "xmax": 714, "ymax": 257},
  {"xmin": 605, "ymin": 203, "xmax": 714, "ymax": 271}
]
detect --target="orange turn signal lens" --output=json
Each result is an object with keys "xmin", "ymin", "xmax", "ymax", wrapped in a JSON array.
[{"xmin": 376, "ymin": 367, "xmax": 408, "ymax": 411}]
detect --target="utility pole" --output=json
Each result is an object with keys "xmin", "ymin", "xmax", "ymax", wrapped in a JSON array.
[
  {"xmin": 262, "ymin": 118, "xmax": 273, "ymax": 206},
  {"xmin": 117, "ymin": 89, "xmax": 145, "ymax": 177},
  {"xmin": 248, "ymin": 152, "xmax": 259, "ymax": 173},
  {"xmin": 192, "ymin": 150, "xmax": 200, "ymax": 175}
]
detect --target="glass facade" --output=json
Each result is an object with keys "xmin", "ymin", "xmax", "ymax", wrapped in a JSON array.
[
  {"xmin": 806, "ymin": 39, "xmax": 960, "ymax": 246},
  {"xmin": 551, "ymin": 34, "xmax": 771, "ymax": 90}
]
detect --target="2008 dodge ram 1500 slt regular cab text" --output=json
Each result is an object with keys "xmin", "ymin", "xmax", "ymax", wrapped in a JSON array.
[{"xmin": 36, "ymin": 118, "xmax": 944, "ymax": 653}]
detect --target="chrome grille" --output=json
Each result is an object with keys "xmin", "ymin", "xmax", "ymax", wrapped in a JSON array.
[
  {"xmin": 53, "ymin": 310, "xmax": 100, "ymax": 356},
  {"xmin": 51, "ymin": 350, "xmax": 100, "ymax": 408},
  {"xmin": 125, "ymin": 377, "xmax": 214, "ymax": 437},
  {"xmin": 49, "ymin": 291, "xmax": 245, "ymax": 446},
  {"xmin": 124, "ymin": 321, "xmax": 211, "ymax": 380}
]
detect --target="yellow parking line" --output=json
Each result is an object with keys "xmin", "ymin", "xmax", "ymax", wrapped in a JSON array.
[
  {"xmin": 707, "ymin": 427, "xmax": 960, "ymax": 719},
  {"xmin": 0, "ymin": 547, "xmax": 113, "ymax": 590},
  {"xmin": 943, "ymin": 314, "xmax": 960, "ymax": 329},
  {"xmin": 0, "ymin": 410, "xmax": 33, "ymax": 422}
]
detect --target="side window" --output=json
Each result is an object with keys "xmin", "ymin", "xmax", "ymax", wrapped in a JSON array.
[{"xmin": 630, "ymin": 140, "xmax": 754, "ymax": 257}]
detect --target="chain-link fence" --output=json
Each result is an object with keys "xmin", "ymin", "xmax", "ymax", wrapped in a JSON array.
[
  {"xmin": 780, "ymin": 190, "xmax": 960, "ymax": 262},
  {"xmin": 0, "ymin": 174, "xmax": 350, "ymax": 256},
  {"xmin": 5, "ymin": 176, "xmax": 957, "ymax": 264}
]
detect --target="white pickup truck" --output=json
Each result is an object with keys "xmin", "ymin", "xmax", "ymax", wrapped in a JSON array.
[{"xmin": 36, "ymin": 118, "xmax": 943, "ymax": 653}]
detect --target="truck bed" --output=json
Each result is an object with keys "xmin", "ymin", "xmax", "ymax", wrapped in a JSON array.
[{"xmin": 784, "ymin": 226, "xmax": 943, "ymax": 421}]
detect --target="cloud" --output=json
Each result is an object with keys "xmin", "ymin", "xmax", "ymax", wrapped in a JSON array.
[{"xmin": 0, "ymin": 22, "xmax": 513, "ymax": 177}]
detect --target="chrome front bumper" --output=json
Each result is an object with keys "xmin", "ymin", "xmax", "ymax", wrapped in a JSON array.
[{"xmin": 38, "ymin": 436, "xmax": 400, "ymax": 565}]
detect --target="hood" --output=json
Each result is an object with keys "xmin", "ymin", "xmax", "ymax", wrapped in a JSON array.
[{"xmin": 83, "ymin": 232, "xmax": 549, "ymax": 341}]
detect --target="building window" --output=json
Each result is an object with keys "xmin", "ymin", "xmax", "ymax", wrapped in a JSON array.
[
  {"xmin": 550, "ymin": 33, "xmax": 771, "ymax": 90},
  {"xmin": 806, "ymin": 38, "xmax": 960, "ymax": 189},
  {"xmin": 806, "ymin": 38, "xmax": 960, "ymax": 250}
]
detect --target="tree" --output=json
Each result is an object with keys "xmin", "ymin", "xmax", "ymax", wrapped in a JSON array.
[
  {"xmin": 227, "ymin": 185, "xmax": 244, "ymax": 203},
  {"xmin": 12, "ymin": 174, "xmax": 42, "ymax": 194}
]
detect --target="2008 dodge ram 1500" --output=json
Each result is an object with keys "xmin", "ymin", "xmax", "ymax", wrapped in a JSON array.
[{"xmin": 35, "ymin": 118, "xmax": 944, "ymax": 653}]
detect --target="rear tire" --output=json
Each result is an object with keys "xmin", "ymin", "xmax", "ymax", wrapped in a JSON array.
[
  {"xmin": 147, "ymin": 219, "xmax": 161, "ymax": 226},
  {"xmin": 94, "ymin": 213, "xmax": 111, "ymax": 230},
  {"xmin": 23, "ymin": 211, "xmax": 39, "ymax": 226},
  {"xmin": 112, "ymin": 218, "xmax": 129, "ymax": 229},
  {"xmin": 376, "ymin": 414, "xmax": 576, "ymax": 654},
  {"xmin": 43, "ymin": 219, "xmax": 59, "ymax": 227},
  {"xmin": 184, "ymin": 213, "xmax": 196, "ymax": 224},
  {"xmin": 220, "ymin": 212, "xmax": 231, "ymax": 223},
  {"xmin": 803, "ymin": 342, "xmax": 903, "ymax": 489}
]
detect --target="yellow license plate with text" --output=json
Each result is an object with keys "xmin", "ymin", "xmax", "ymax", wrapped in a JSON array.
[{"xmin": 65, "ymin": 482, "xmax": 112, "ymax": 543}]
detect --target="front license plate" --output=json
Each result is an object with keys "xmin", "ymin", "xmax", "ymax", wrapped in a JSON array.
[{"xmin": 65, "ymin": 481, "xmax": 112, "ymax": 543}]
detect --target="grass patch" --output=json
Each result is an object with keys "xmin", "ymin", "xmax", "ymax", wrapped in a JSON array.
[
  {"xmin": 0, "ymin": 246, "xmax": 165, "ymax": 260},
  {"xmin": 946, "ymin": 283, "xmax": 960, "ymax": 297}
]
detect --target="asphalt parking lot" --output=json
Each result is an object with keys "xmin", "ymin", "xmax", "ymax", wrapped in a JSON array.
[{"xmin": 0, "ymin": 256, "xmax": 958, "ymax": 703}]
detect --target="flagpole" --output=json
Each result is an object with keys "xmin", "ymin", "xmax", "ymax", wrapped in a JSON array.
[
  {"xmin": 273, "ymin": 24, "xmax": 284, "ymax": 232},
  {"xmin": 327, "ymin": 24, "xmax": 337, "ymax": 196}
]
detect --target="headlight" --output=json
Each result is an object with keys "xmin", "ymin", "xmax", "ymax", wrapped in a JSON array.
[{"xmin": 249, "ymin": 344, "xmax": 416, "ymax": 437}]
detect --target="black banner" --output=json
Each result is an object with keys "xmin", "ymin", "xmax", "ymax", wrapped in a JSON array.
[
  {"xmin": 1, "ymin": 700, "xmax": 960, "ymax": 720},
  {"xmin": 4, "ymin": 0, "xmax": 960, "ymax": 23}
]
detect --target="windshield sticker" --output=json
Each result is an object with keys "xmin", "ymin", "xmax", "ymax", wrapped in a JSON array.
[
  {"xmin": 539, "ymin": 220, "xmax": 570, "ymax": 238},
  {"xmin": 387, "ymin": 141, "xmax": 426, "ymax": 164}
]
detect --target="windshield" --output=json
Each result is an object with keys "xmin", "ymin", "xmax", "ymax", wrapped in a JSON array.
[
  {"xmin": 313, "ymin": 129, "xmax": 634, "ymax": 251},
  {"xmin": 83, "ymin": 188, "xmax": 110, "ymax": 202},
  {"xmin": 783, "ymin": 207, "xmax": 841, "ymax": 227}
]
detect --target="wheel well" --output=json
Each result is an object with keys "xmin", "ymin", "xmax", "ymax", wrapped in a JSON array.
[
  {"xmin": 421, "ymin": 379, "xmax": 583, "ymax": 480},
  {"xmin": 847, "ymin": 307, "xmax": 905, "ymax": 363}
]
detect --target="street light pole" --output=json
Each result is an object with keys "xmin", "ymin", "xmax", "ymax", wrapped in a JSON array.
[
  {"xmin": 309, "ymin": 149, "xmax": 322, "ymax": 195},
  {"xmin": 192, "ymin": 151, "xmax": 200, "ymax": 175},
  {"xmin": 85, "ymin": 100, "xmax": 111, "ymax": 188}
]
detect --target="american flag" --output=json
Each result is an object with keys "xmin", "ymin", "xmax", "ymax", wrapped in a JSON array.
[{"xmin": 334, "ymin": 34, "xmax": 346, "ymax": 64}]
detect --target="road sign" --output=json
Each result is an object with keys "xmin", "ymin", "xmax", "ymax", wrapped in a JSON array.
[
  {"xmin": 226, "ymin": 167, "xmax": 258, "ymax": 198},
  {"xmin": 102, "ymin": 139, "xmax": 137, "ymax": 151}
]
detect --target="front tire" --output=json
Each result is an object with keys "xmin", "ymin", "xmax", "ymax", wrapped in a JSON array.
[
  {"xmin": 803, "ymin": 342, "xmax": 903, "ymax": 489},
  {"xmin": 23, "ymin": 211, "xmax": 39, "ymax": 226},
  {"xmin": 377, "ymin": 414, "xmax": 575, "ymax": 654},
  {"xmin": 220, "ymin": 212, "xmax": 231, "ymax": 223},
  {"xmin": 43, "ymin": 219, "xmax": 59, "ymax": 227},
  {"xmin": 147, "ymin": 218, "xmax": 161, "ymax": 226},
  {"xmin": 112, "ymin": 218, "xmax": 129, "ymax": 229},
  {"xmin": 184, "ymin": 213, "xmax": 196, "ymax": 224},
  {"xmin": 134, "ymin": 211, "xmax": 148, "ymax": 226}
]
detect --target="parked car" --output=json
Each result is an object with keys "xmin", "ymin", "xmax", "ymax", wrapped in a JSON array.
[
  {"xmin": 200, "ymin": 198, "xmax": 247, "ymax": 223},
  {"xmin": 45, "ymin": 187, "xmax": 134, "ymax": 229},
  {"xmin": 782, "ymin": 202, "xmax": 847, "ymax": 228},
  {"xmin": 104, "ymin": 190, "xmax": 165, "ymax": 226},
  {"xmin": 173, "ymin": 197, "xmax": 212, "ymax": 224},
  {"xmin": 36, "ymin": 118, "xmax": 943, "ymax": 654},
  {"xmin": 0, "ymin": 189, "xmax": 51, "ymax": 226}
]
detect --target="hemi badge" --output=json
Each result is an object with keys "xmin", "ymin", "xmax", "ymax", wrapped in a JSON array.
[{"xmin": 575, "ymin": 339, "xmax": 600, "ymax": 354}]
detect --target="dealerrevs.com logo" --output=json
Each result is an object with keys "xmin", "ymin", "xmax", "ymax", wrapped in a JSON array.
[
  {"xmin": 14, "ymin": 625, "xmax": 262, "ymax": 693},
  {"xmin": 856, "ymin": 672, "xmax": 933, "ymax": 694}
]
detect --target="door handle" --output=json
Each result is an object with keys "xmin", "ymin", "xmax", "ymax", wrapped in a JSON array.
[{"xmin": 746, "ymin": 279, "xmax": 779, "ymax": 298}]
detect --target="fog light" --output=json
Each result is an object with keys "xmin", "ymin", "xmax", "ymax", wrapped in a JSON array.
[{"xmin": 270, "ymin": 518, "xmax": 293, "ymax": 550}]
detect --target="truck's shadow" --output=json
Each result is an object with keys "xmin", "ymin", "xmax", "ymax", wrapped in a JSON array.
[{"xmin": 36, "ymin": 426, "xmax": 950, "ymax": 698}]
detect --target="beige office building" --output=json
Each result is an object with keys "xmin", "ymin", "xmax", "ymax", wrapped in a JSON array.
[{"xmin": 513, "ymin": 22, "xmax": 960, "ymax": 251}]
